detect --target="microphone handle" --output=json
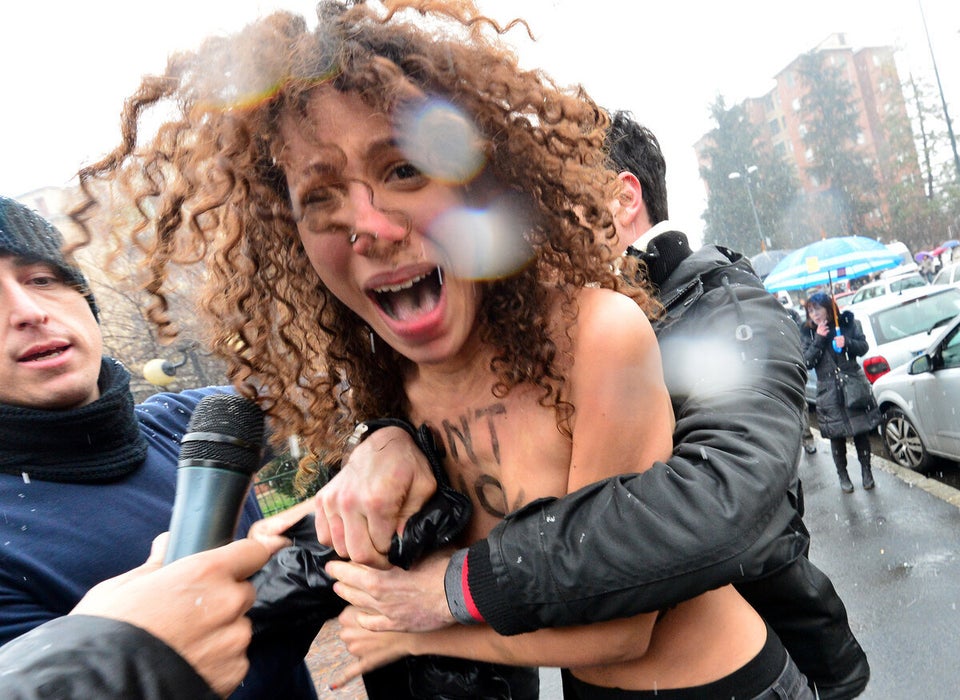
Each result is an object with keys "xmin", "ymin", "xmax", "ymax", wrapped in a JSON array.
[{"xmin": 164, "ymin": 466, "xmax": 254, "ymax": 564}]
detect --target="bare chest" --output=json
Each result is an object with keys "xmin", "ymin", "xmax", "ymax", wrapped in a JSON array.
[{"xmin": 410, "ymin": 386, "xmax": 571, "ymax": 541}]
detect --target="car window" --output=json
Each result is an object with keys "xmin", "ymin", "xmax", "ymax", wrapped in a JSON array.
[
  {"xmin": 868, "ymin": 292, "xmax": 960, "ymax": 345},
  {"xmin": 942, "ymin": 326, "xmax": 960, "ymax": 370},
  {"xmin": 891, "ymin": 276, "xmax": 927, "ymax": 293},
  {"xmin": 933, "ymin": 270, "xmax": 948, "ymax": 285}
]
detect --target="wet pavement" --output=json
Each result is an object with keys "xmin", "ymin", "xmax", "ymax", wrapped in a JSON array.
[
  {"xmin": 306, "ymin": 432, "xmax": 960, "ymax": 698},
  {"xmin": 798, "ymin": 430, "xmax": 960, "ymax": 698}
]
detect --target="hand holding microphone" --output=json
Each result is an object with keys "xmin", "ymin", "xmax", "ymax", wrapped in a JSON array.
[{"xmin": 165, "ymin": 393, "xmax": 266, "ymax": 564}]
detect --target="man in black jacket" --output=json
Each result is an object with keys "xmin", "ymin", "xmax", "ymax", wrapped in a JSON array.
[{"xmin": 317, "ymin": 112, "xmax": 869, "ymax": 699}]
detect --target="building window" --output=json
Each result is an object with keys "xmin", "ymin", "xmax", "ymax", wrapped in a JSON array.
[
  {"xmin": 792, "ymin": 97, "xmax": 801, "ymax": 111},
  {"xmin": 805, "ymin": 147, "xmax": 815, "ymax": 162},
  {"xmin": 856, "ymin": 132, "xmax": 866, "ymax": 145},
  {"xmin": 799, "ymin": 124, "xmax": 808, "ymax": 137},
  {"xmin": 769, "ymin": 118, "xmax": 781, "ymax": 134}
]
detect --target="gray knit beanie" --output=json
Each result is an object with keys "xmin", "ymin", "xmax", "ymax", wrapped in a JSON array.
[{"xmin": 0, "ymin": 196, "xmax": 99, "ymax": 321}]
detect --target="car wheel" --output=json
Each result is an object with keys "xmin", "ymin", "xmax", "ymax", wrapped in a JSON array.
[{"xmin": 881, "ymin": 407, "xmax": 931, "ymax": 471}]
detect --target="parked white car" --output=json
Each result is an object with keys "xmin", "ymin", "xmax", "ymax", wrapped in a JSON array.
[
  {"xmin": 931, "ymin": 261, "xmax": 960, "ymax": 288},
  {"xmin": 872, "ymin": 313, "xmax": 960, "ymax": 470},
  {"xmin": 848, "ymin": 271, "xmax": 928, "ymax": 305}
]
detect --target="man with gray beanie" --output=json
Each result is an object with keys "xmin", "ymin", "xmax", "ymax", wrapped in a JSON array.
[
  {"xmin": 0, "ymin": 197, "xmax": 99, "ymax": 320},
  {"xmin": 0, "ymin": 196, "xmax": 319, "ymax": 698}
]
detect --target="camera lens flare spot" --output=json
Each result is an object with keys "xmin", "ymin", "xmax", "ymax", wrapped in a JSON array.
[
  {"xmin": 396, "ymin": 99, "xmax": 486, "ymax": 184},
  {"xmin": 428, "ymin": 198, "xmax": 533, "ymax": 281}
]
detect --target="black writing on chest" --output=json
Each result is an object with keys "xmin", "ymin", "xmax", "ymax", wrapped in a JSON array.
[{"xmin": 437, "ymin": 402, "xmax": 526, "ymax": 518}]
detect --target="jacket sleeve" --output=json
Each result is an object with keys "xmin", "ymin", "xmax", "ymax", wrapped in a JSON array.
[
  {"xmin": 464, "ymin": 276, "xmax": 808, "ymax": 635},
  {"xmin": 0, "ymin": 615, "xmax": 217, "ymax": 700},
  {"xmin": 801, "ymin": 327, "xmax": 828, "ymax": 369}
]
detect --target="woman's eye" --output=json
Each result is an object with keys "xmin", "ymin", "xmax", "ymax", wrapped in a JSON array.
[{"xmin": 389, "ymin": 161, "xmax": 424, "ymax": 183}]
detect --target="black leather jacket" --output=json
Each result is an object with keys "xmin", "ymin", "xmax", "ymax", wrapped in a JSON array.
[
  {"xmin": 801, "ymin": 311, "xmax": 881, "ymax": 438},
  {"xmin": 0, "ymin": 616, "xmax": 217, "ymax": 699}
]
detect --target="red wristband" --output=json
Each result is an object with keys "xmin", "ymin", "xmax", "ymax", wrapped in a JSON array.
[{"xmin": 461, "ymin": 553, "xmax": 484, "ymax": 623}]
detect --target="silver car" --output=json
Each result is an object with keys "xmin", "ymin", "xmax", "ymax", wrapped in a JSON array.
[{"xmin": 872, "ymin": 313, "xmax": 960, "ymax": 470}]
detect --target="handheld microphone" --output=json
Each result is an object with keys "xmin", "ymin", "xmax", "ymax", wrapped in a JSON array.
[{"xmin": 164, "ymin": 393, "xmax": 266, "ymax": 564}]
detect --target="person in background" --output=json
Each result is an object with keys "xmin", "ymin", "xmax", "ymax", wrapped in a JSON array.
[
  {"xmin": 919, "ymin": 255, "xmax": 935, "ymax": 283},
  {"xmin": 800, "ymin": 292, "xmax": 880, "ymax": 493},
  {"xmin": 311, "ymin": 110, "xmax": 869, "ymax": 699},
  {"xmin": 0, "ymin": 536, "xmax": 282, "ymax": 699},
  {"xmin": 0, "ymin": 196, "xmax": 317, "ymax": 699}
]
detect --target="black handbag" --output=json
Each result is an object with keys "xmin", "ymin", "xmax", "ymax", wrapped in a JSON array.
[{"xmin": 836, "ymin": 366, "xmax": 873, "ymax": 410}]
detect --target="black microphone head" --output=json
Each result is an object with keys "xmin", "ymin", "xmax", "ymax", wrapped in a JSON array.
[{"xmin": 179, "ymin": 394, "xmax": 265, "ymax": 476}]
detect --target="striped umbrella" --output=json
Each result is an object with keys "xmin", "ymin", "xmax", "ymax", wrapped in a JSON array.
[{"xmin": 763, "ymin": 236, "xmax": 901, "ymax": 293}]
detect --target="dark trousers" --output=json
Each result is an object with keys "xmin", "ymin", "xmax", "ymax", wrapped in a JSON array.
[{"xmin": 737, "ymin": 556, "xmax": 870, "ymax": 699}]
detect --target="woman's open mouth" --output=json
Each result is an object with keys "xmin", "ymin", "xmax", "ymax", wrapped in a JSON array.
[{"xmin": 371, "ymin": 267, "xmax": 444, "ymax": 321}]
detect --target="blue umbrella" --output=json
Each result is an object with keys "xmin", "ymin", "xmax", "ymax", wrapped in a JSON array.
[{"xmin": 763, "ymin": 236, "xmax": 901, "ymax": 293}]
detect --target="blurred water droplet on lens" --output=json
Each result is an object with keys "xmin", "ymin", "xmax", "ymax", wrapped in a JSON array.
[
  {"xmin": 428, "ymin": 196, "xmax": 533, "ymax": 280},
  {"xmin": 396, "ymin": 99, "xmax": 486, "ymax": 184}
]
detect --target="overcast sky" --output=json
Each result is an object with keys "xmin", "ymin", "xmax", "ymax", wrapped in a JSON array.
[{"xmin": 2, "ymin": 1, "xmax": 958, "ymax": 248}]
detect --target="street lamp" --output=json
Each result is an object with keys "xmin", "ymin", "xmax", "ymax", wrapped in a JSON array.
[{"xmin": 728, "ymin": 165, "xmax": 767, "ymax": 252}]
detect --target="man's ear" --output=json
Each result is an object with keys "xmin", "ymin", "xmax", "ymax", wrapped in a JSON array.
[{"xmin": 616, "ymin": 171, "xmax": 645, "ymax": 227}]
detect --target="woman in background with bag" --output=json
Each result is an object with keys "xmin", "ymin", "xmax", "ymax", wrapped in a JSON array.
[{"xmin": 801, "ymin": 292, "xmax": 881, "ymax": 493}]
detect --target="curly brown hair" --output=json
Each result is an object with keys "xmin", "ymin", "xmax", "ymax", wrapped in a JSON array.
[{"xmin": 71, "ymin": 0, "xmax": 658, "ymax": 470}]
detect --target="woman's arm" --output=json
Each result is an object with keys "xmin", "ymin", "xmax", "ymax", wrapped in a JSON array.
[
  {"xmin": 333, "ymin": 604, "xmax": 655, "ymax": 688},
  {"xmin": 565, "ymin": 288, "xmax": 674, "ymax": 489},
  {"xmin": 801, "ymin": 326, "xmax": 827, "ymax": 369}
]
